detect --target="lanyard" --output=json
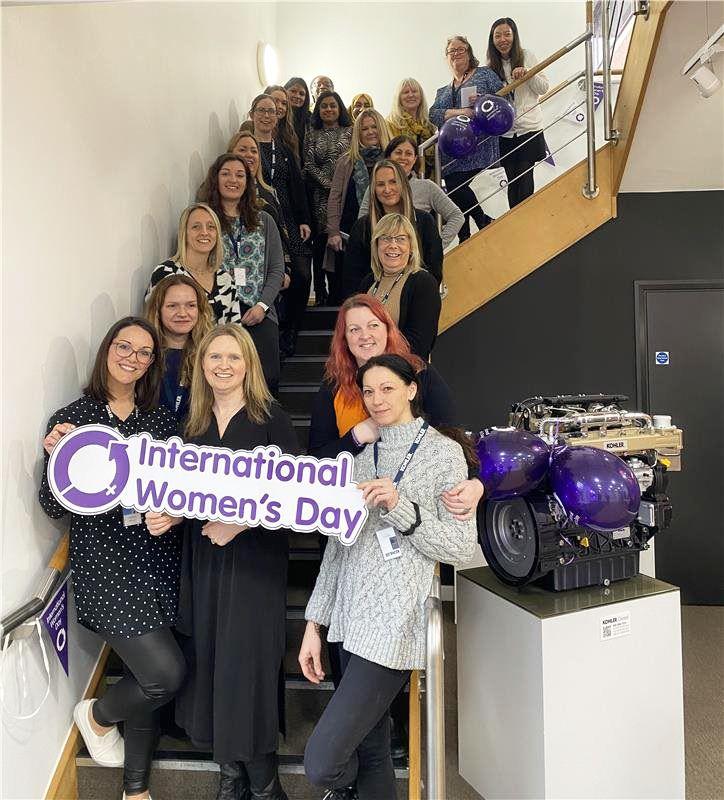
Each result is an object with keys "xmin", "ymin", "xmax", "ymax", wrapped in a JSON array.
[
  {"xmin": 261, "ymin": 139, "xmax": 276, "ymax": 184},
  {"xmin": 370, "ymin": 269, "xmax": 407, "ymax": 305},
  {"xmin": 162, "ymin": 374, "xmax": 185, "ymax": 414},
  {"xmin": 105, "ymin": 404, "xmax": 139, "ymax": 434},
  {"xmin": 228, "ymin": 229, "xmax": 242, "ymax": 262},
  {"xmin": 373, "ymin": 421, "xmax": 429, "ymax": 487}
]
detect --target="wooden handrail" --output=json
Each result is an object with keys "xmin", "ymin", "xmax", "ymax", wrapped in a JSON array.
[
  {"xmin": 48, "ymin": 532, "xmax": 70, "ymax": 572},
  {"xmin": 497, "ymin": 1, "xmax": 593, "ymax": 100}
]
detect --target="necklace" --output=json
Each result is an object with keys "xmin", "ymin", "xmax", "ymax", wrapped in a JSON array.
[{"xmin": 371, "ymin": 268, "xmax": 407, "ymax": 305}]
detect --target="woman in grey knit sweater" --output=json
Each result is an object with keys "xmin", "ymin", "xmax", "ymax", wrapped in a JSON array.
[{"xmin": 300, "ymin": 354, "xmax": 477, "ymax": 800}]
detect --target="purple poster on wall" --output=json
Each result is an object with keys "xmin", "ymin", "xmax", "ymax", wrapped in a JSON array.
[{"xmin": 42, "ymin": 578, "xmax": 69, "ymax": 676}]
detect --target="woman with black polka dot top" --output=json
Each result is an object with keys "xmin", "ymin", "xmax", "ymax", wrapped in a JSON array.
[{"xmin": 39, "ymin": 316, "xmax": 185, "ymax": 800}]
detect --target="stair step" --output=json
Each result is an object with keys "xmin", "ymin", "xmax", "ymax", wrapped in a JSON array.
[
  {"xmin": 299, "ymin": 306, "xmax": 339, "ymax": 331},
  {"xmin": 278, "ymin": 384, "xmax": 319, "ymax": 416},
  {"xmin": 281, "ymin": 354, "xmax": 327, "ymax": 383},
  {"xmin": 295, "ymin": 330, "xmax": 333, "ymax": 356},
  {"xmin": 77, "ymin": 751, "xmax": 409, "ymax": 779}
]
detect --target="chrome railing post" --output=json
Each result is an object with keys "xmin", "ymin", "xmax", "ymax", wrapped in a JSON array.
[
  {"xmin": 425, "ymin": 574, "xmax": 445, "ymax": 799},
  {"xmin": 602, "ymin": 0, "xmax": 619, "ymax": 142},
  {"xmin": 582, "ymin": 2, "xmax": 599, "ymax": 199}
]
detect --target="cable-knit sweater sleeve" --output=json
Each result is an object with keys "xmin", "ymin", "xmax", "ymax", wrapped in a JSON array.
[
  {"xmin": 305, "ymin": 534, "xmax": 343, "ymax": 627},
  {"xmin": 380, "ymin": 437, "xmax": 477, "ymax": 566}
]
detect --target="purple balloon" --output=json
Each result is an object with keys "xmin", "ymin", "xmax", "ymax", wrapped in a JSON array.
[
  {"xmin": 472, "ymin": 94, "xmax": 515, "ymax": 136},
  {"xmin": 476, "ymin": 428, "xmax": 550, "ymax": 500},
  {"xmin": 438, "ymin": 115, "xmax": 477, "ymax": 158},
  {"xmin": 550, "ymin": 446, "xmax": 641, "ymax": 532}
]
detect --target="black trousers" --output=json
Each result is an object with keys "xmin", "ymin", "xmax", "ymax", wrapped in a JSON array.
[
  {"xmin": 311, "ymin": 234, "xmax": 329, "ymax": 300},
  {"xmin": 93, "ymin": 627, "xmax": 186, "ymax": 795},
  {"xmin": 444, "ymin": 169, "xmax": 489, "ymax": 241},
  {"xmin": 242, "ymin": 312, "xmax": 280, "ymax": 394},
  {"xmin": 281, "ymin": 254, "xmax": 312, "ymax": 336},
  {"xmin": 499, "ymin": 131, "xmax": 545, "ymax": 208},
  {"xmin": 304, "ymin": 649, "xmax": 410, "ymax": 800}
]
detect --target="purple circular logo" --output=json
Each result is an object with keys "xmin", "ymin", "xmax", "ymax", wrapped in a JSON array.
[{"xmin": 48, "ymin": 425, "xmax": 130, "ymax": 514}]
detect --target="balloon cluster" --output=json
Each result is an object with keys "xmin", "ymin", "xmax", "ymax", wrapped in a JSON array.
[
  {"xmin": 438, "ymin": 95, "xmax": 515, "ymax": 158},
  {"xmin": 475, "ymin": 429, "xmax": 641, "ymax": 532}
]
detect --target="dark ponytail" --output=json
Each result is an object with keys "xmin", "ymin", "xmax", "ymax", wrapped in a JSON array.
[{"xmin": 357, "ymin": 354, "xmax": 479, "ymax": 474}]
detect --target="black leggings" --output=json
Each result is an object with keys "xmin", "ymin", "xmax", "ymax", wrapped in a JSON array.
[
  {"xmin": 93, "ymin": 627, "xmax": 186, "ymax": 795},
  {"xmin": 305, "ymin": 648, "xmax": 410, "ymax": 800},
  {"xmin": 444, "ymin": 169, "xmax": 489, "ymax": 241},
  {"xmin": 499, "ymin": 132, "xmax": 541, "ymax": 208},
  {"xmin": 281, "ymin": 253, "xmax": 312, "ymax": 335}
]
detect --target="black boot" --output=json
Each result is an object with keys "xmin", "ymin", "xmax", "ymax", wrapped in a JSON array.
[
  {"xmin": 249, "ymin": 774, "xmax": 288, "ymax": 800},
  {"xmin": 216, "ymin": 761, "xmax": 251, "ymax": 800}
]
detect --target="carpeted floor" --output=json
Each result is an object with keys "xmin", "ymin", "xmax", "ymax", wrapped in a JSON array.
[{"xmin": 78, "ymin": 603, "xmax": 723, "ymax": 800}]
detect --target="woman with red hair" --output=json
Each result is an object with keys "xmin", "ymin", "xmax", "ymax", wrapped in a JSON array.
[
  {"xmin": 308, "ymin": 293, "xmax": 482, "ymax": 512},
  {"xmin": 308, "ymin": 293, "xmax": 483, "ymax": 762}
]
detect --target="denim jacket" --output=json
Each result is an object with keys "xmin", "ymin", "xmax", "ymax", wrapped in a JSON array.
[{"xmin": 429, "ymin": 66, "xmax": 504, "ymax": 175}]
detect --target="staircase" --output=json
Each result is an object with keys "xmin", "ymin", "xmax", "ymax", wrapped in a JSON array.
[
  {"xmin": 75, "ymin": 303, "xmax": 410, "ymax": 800},
  {"xmin": 437, "ymin": 1, "xmax": 671, "ymax": 332}
]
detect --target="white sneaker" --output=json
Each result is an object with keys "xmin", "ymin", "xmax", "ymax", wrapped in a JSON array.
[{"xmin": 73, "ymin": 699, "xmax": 125, "ymax": 768}]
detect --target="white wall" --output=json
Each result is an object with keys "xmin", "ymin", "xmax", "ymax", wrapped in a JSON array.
[
  {"xmin": 620, "ymin": 0, "xmax": 724, "ymax": 192},
  {"xmin": 0, "ymin": 3, "xmax": 275, "ymax": 797},
  {"xmin": 277, "ymin": 1, "xmax": 588, "ymax": 116}
]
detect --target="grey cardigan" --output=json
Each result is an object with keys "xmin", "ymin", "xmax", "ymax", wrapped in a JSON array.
[
  {"xmin": 359, "ymin": 174, "xmax": 464, "ymax": 249},
  {"xmin": 305, "ymin": 418, "xmax": 477, "ymax": 670}
]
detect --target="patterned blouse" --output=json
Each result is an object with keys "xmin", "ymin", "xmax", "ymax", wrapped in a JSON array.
[
  {"xmin": 304, "ymin": 126, "xmax": 353, "ymax": 231},
  {"xmin": 39, "ymin": 397, "xmax": 180, "ymax": 637}
]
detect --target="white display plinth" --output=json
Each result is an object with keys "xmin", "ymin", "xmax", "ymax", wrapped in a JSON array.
[{"xmin": 457, "ymin": 568, "xmax": 685, "ymax": 800}]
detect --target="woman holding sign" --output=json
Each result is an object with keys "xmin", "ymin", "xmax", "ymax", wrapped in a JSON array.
[
  {"xmin": 39, "ymin": 316, "xmax": 185, "ymax": 800},
  {"xmin": 174, "ymin": 324, "xmax": 298, "ymax": 800},
  {"xmin": 300, "ymin": 353, "xmax": 478, "ymax": 799}
]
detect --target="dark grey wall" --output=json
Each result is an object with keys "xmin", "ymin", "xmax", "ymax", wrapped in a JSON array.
[
  {"xmin": 435, "ymin": 190, "xmax": 724, "ymax": 603},
  {"xmin": 436, "ymin": 191, "xmax": 724, "ymax": 429}
]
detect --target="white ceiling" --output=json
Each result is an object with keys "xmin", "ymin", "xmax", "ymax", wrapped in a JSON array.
[{"xmin": 620, "ymin": 0, "xmax": 724, "ymax": 192}]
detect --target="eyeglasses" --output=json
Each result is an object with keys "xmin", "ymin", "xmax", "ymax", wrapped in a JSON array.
[
  {"xmin": 379, "ymin": 235, "xmax": 410, "ymax": 245},
  {"xmin": 112, "ymin": 340, "xmax": 155, "ymax": 365},
  {"xmin": 254, "ymin": 108, "xmax": 277, "ymax": 116},
  {"xmin": 446, "ymin": 47, "xmax": 468, "ymax": 56}
]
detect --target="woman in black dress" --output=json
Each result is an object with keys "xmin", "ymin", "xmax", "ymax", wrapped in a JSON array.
[
  {"xmin": 175, "ymin": 324, "xmax": 299, "ymax": 800},
  {"xmin": 144, "ymin": 274, "xmax": 214, "ymax": 423},
  {"xmin": 39, "ymin": 316, "xmax": 185, "ymax": 800}
]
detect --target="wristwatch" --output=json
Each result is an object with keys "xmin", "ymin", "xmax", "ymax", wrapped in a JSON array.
[{"xmin": 401, "ymin": 501, "xmax": 421, "ymax": 536}]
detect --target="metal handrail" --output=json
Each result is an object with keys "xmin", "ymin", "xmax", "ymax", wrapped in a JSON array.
[
  {"xmin": 424, "ymin": 573, "xmax": 445, "ymax": 799},
  {"xmin": 417, "ymin": 0, "xmax": 604, "ymax": 202},
  {"xmin": 0, "ymin": 532, "xmax": 69, "ymax": 642}
]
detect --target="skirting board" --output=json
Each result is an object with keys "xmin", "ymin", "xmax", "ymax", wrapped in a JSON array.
[{"xmin": 45, "ymin": 644, "xmax": 111, "ymax": 800}]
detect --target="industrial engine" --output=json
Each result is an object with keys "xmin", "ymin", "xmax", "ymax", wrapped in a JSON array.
[{"xmin": 476, "ymin": 394, "xmax": 683, "ymax": 591}]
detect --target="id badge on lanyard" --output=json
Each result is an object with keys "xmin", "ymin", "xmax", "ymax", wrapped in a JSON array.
[
  {"xmin": 106, "ymin": 405, "xmax": 142, "ymax": 528},
  {"xmin": 372, "ymin": 421, "xmax": 429, "ymax": 558}
]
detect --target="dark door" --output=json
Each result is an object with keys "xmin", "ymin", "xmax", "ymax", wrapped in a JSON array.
[{"xmin": 636, "ymin": 280, "xmax": 724, "ymax": 604}]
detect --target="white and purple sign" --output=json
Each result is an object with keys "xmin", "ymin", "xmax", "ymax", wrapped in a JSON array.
[
  {"xmin": 41, "ymin": 578, "xmax": 69, "ymax": 676},
  {"xmin": 47, "ymin": 425, "xmax": 369, "ymax": 544}
]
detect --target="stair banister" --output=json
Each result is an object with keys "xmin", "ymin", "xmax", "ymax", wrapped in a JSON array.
[{"xmin": 424, "ymin": 572, "xmax": 445, "ymax": 799}]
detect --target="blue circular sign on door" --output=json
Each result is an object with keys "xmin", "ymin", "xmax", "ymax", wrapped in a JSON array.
[{"xmin": 655, "ymin": 351, "xmax": 670, "ymax": 365}]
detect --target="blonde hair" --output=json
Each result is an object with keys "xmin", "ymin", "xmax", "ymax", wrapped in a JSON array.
[
  {"xmin": 144, "ymin": 274, "xmax": 215, "ymax": 387},
  {"xmin": 387, "ymin": 78, "xmax": 431, "ymax": 129},
  {"xmin": 226, "ymin": 131, "xmax": 274, "ymax": 193},
  {"xmin": 185, "ymin": 325, "xmax": 273, "ymax": 437},
  {"xmin": 369, "ymin": 160, "xmax": 415, "ymax": 229},
  {"xmin": 348, "ymin": 92, "xmax": 374, "ymax": 119},
  {"xmin": 370, "ymin": 213, "xmax": 421, "ymax": 281},
  {"xmin": 172, "ymin": 203, "xmax": 224, "ymax": 272},
  {"xmin": 348, "ymin": 109, "xmax": 390, "ymax": 164}
]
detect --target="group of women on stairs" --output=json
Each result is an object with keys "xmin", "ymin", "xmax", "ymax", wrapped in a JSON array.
[{"xmin": 37, "ymin": 16, "xmax": 549, "ymax": 800}]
